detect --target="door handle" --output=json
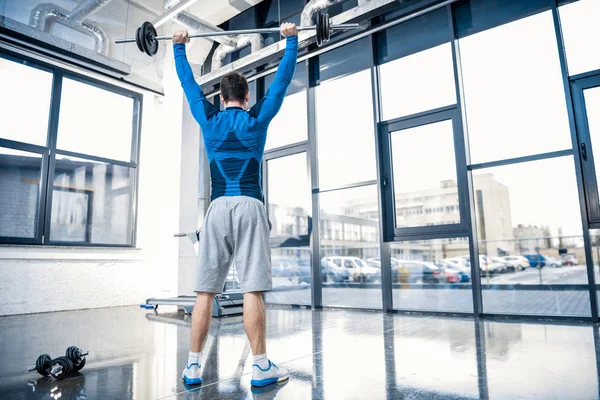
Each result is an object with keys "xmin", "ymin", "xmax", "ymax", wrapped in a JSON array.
[{"xmin": 581, "ymin": 143, "xmax": 588, "ymax": 161}]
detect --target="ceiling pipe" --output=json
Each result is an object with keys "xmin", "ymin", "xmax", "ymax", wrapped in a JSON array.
[
  {"xmin": 211, "ymin": 33, "xmax": 263, "ymax": 71},
  {"xmin": 173, "ymin": 11, "xmax": 238, "ymax": 47},
  {"xmin": 301, "ymin": 0, "xmax": 348, "ymax": 26},
  {"xmin": 29, "ymin": 1, "xmax": 112, "ymax": 55}
]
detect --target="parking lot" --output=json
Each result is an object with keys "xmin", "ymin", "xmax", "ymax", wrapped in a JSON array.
[{"xmin": 266, "ymin": 264, "xmax": 598, "ymax": 316}]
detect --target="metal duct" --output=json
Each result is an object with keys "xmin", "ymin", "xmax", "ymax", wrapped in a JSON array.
[
  {"xmin": 211, "ymin": 33, "xmax": 263, "ymax": 71},
  {"xmin": 29, "ymin": 1, "xmax": 111, "ymax": 55},
  {"xmin": 301, "ymin": 0, "xmax": 348, "ymax": 26},
  {"xmin": 68, "ymin": 0, "xmax": 112, "ymax": 22},
  {"xmin": 164, "ymin": 0, "xmax": 181, "ymax": 10},
  {"xmin": 173, "ymin": 11, "xmax": 238, "ymax": 47}
]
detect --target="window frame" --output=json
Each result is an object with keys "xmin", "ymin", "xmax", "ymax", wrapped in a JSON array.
[
  {"xmin": 571, "ymin": 72, "xmax": 600, "ymax": 228},
  {"xmin": 0, "ymin": 49, "xmax": 143, "ymax": 248},
  {"xmin": 379, "ymin": 105, "xmax": 469, "ymax": 242}
]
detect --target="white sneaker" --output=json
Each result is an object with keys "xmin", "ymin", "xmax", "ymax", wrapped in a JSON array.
[
  {"xmin": 250, "ymin": 360, "xmax": 289, "ymax": 387},
  {"xmin": 181, "ymin": 362, "xmax": 202, "ymax": 386}
]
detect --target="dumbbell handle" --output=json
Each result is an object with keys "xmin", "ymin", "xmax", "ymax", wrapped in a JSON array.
[
  {"xmin": 114, "ymin": 23, "xmax": 359, "ymax": 44},
  {"xmin": 27, "ymin": 365, "xmax": 37, "ymax": 372}
]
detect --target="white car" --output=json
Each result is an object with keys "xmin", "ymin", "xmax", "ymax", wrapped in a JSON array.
[
  {"xmin": 502, "ymin": 256, "xmax": 530, "ymax": 271},
  {"xmin": 325, "ymin": 256, "xmax": 381, "ymax": 283}
]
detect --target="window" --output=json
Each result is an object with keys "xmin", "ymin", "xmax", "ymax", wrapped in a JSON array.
[
  {"xmin": 379, "ymin": 44, "xmax": 456, "ymax": 120},
  {"xmin": 50, "ymin": 156, "xmax": 135, "ymax": 244},
  {"xmin": 57, "ymin": 78, "xmax": 136, "ymax": 162},
  {"xmin": 391, "ymin": 237, "xmax": 473, "ymax": 313},
  {"xmin": 459, "ymin": 11, "xmax": 572, "ymax": 164},
  {"xmin": 315, "ymin": 38, "xmax": 377, "ymax": 190},
  {"xmin": 264, "ymin": 152, "xmax": 311, "ymax": 306},
  {"xmin": 559, "ymin": 0, "xmax": 600, "ymax": 76},
  {"xmin": 391, "ymin": 119, "xmax": 459, "ymax": 228},
  {"xmin": 264, "ymin": 62, "xmax": 307, "ymax": 151},
  {"xmin": 0, "ymin": 57, "xmax": 53, "ymax": 146},
  {"xmin": 0, "ymin": 148, "xmax": 44, "ymax": 238},
  {"xmin": 380, "ymin": 108, "xmax": 467, "ymax": 240},
  {"xmin": 473, "ymin": 157, "xmax": 589, "ymax": 317},
  {"xmin": 320, "ymin": 185, "xmax": 381, "ymax": 309},
  {"xmin": 572, "ymin": 75, "xmax": 600, "ymax": 226},
  {"xmin": 0, "ymin": 53, "xmax": 141, "ymax": 247}
]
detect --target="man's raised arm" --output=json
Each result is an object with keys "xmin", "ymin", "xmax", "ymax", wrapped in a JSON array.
[
  {"xmin": 255, "ymin": 23, "xmax": 299, "ymax": 126},
  {"xmin": 173, "ymin": 30, "xmax": 217, "ymax": 127}
]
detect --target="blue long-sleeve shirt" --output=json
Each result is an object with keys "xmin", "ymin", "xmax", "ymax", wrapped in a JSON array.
[{"xmin": 174, "ymin": 36, "xmax": 298, "ymax": 202}]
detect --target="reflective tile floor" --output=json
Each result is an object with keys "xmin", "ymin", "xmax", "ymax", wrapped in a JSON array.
[{"xmin": 1, "ymin": 306, "xmax": 599, "ymax": 399}]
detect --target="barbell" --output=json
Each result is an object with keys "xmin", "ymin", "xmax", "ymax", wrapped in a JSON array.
[{"xmin": 114, "ymin": 12, "xmax": 359, "ymax": 57}]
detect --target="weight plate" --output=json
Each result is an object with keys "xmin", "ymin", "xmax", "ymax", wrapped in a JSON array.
[
  {"xmin": 141, "ymin": 21, "xmax": 159, "ymax": 57},
  {"xmin": 322, "ymin": 13, "xmax": 330, "ymax": 44},
  {"xmin": 36, "ymin": 354, "xmax": 52, "ymax": 376},
  {"xmin": 50, "ymin": 357, "xmax": 73, "ymax": 380},
  {"xmin": 315, "ymin": 11, "xmax": 323, "ymax": 47},
  {"xmin": 66, "ymin": 346, "xmax": 87, "ymax": 371},
  {"xmin": 135, "ymin": 27, "xmax": 143, "ymax": 53}
]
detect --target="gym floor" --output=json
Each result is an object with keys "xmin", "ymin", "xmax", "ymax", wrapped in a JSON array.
[{"xmin": 0, "ymin": 307, "xmax": 599, "ymax": 399}]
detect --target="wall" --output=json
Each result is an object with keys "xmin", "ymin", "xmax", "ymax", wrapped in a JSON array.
[{"xmin": 0, "ymin": 77, "xmax": 184, "ymax": 315}]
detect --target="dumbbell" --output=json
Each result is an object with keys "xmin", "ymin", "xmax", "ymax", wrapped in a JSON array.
[
  {"xmin": 48, "ymin": 356, "xmax": 75, "ymax": 380},
  {"xmin": 27, "ymin": 353, "xmax": 53, "ymax": 376},
  {"xmin": 65, "ymin": 346, "xmax": 89, "ymax": 372}
]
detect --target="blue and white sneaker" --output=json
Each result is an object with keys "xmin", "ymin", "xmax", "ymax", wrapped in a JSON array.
[
  {"xmin": 182, "ymin": 363, "xmax": 202, "ymax": 386},
  {"xmin": 250, "ymin": 360, "xmax": 289, "ymax": 387}
]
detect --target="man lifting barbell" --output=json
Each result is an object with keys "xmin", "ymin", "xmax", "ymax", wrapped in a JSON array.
[{"xmin": 174, "ymin": 23, "xmax": 298, "ymax": 388}]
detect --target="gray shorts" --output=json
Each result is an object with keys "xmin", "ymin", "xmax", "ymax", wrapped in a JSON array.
[{"xmin": 195, "ymin": 196, "xmax": 272, "ymax": 294}]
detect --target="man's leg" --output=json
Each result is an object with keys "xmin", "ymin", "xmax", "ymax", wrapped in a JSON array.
[
  {"xmin": 182, "ymin": 292, "xmax": 215, "ymax": 385},
  {"xmin": 190, "ymin": 292, "xmax": 215, "ymax": 352},
  {"xmin": 243, "ymin": 291, "xmax": 266, "ymax": 355}
]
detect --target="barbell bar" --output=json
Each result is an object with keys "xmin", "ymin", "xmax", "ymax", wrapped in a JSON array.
[{"xmin": 114, "ymin": 12, "xmax": 360, "ymax": 57}]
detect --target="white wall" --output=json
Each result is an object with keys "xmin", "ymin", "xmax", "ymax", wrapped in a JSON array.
[{"xmin": 0, "ymin": 75, "xmax": 185, "ymax": 316}]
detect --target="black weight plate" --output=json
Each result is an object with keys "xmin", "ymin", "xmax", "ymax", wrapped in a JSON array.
[
  {"xmin": 66, "ymin": 346, "xmax": 87, "ymax": 371},
  {"xmin": 135, "ymin": 27, "xmax": 143, "ymax": 53},
  {"xmin": 50, "ymin": 357, "xmax": 73, "ymax": 380},
  {"xmin": 74, "ymin": 356, "xmax": 86, "ymax": 372},
  {"xmin": 141, "ymin": 21, "xmax": 159, "ymax": 57},
  {"xmin": 322, "ymin": 13, "xmax": 330, "ymax": 44},
  {"xmin": 315, "ymin": 11, "xmax": 323, "ymax": 47},
  {"xmin": 36, "ymin": 354, "xmax": 52, "ymax": 376}
]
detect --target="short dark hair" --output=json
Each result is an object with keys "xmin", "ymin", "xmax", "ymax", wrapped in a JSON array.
[{"xmin": 220, "ymin": 72, "xmax": 249, "ymax": 103}]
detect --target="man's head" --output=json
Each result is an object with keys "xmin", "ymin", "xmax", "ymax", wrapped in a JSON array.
[{"xmin": 220, "ymin": 72, "xmax": 250, "ymax": 109}]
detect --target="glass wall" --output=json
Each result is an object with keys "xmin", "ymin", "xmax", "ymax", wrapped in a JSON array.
[
  {"xmin": 391, "ymin": 237, "xmax": 473, "ymax": 313},
  {"xmin": 459, "ymin": 11, "xmax": 572, "ymax": 164},
  {"xmin": 319, "ymin": 185, "xmax": 381, "ymax": 309},
  {"xmin": 265, "ymin": 152, "xmax": 312, "ymax": 306},
  {"xmin": 0, "ymin": 148, "xmax": 43, "ymax": 238},
  {"xmin": 559, "ymin": 0, "xmax": 600, "ymax": 76},
  {"xmin": 0, "ymin": 53, "xmax": 141, "ymax": 247},
  {"xmin": 264, "ymin": 62, "xmax": 308, "ymax": 151},
  {"xmin": 472, "ymin": 158, "xmax": 589, "ymax": 316},
  {"xmin": 458, "ymin": 9, "xmax": 589, "ymax": 316},
  {"xmin": 315, "ymin": 38, "xmax": 376, "ymax": 190}
]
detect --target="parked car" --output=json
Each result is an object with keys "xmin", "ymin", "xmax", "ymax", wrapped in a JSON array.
[
  {"xmin": 435, "ymin": 261, "xmax": 470, "ymax": 283},
  {"xmin": 548, "ymin": 257, "xmax": 564, "ymax": 268},
  {"xmin": 321, "ymin": 258, "xmax": 351, "ymax": 283},
  {"xmin": 563, "ymin": 255, "xmax": 579, "ymax": 266},
  {"xmin": 366, "ymin": 257, "xmax": 402, "ymax": 269},
  {"xmin": 324, "ymin": 257, "xmax": 381, "ymax": 283},
  {"xmin": 502, "ymin": 256, "xmax": 530, "ymax": 271},
  {"xmin": 287, "ymin": 258, "xmax": 312, "ymax": 285},
  {"xmin": 524, "ymin": 254, "xmax": 563, "ymax": 268},
  {"xmin": 394, "ymin": 260, "xmax": 441, "ymax": 284},
  {"xmin": 459, "ymin": 255, "xmax": 504, "ymax": 276},
  {"xmin": 491, "ymin": 256, "xmax": 514, "ymax": 272}
]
